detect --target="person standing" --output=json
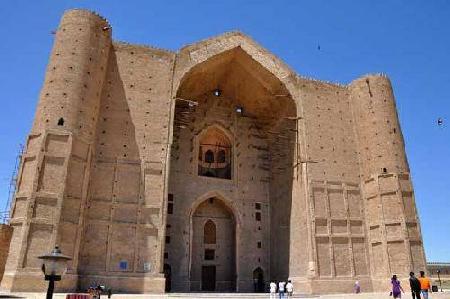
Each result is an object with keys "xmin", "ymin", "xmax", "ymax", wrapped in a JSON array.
[
  {"xmin": 418, "ymin": 271, "xmax": 431, "ymax": 299},
  {"xmin": 269, "ymin": 281, "xmax": 277, "ymax": 299},
  {"xmin": 354, "ymin": 280, "xmax": 361, "ymax": 294},
  {"xmin": 391, "ymin": 275, "xmax": 405, "ymax": 298},
  {"xmin": 278, "ymin": 280, "xmax": 286, "ymax": 299},
  {"xmin": 286, "ymin": 280, "xmax": 293, "ymax": 298},
  {"xmin": 409, "ymin": 272, "xmax": 421, "ymax": 299}
]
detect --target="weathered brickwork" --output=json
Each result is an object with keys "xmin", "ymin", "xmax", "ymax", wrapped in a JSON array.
[
  {"xmin": 0, "ymin": 225, "xmax": 13, "ymax": 283},
  {"xmin": 0, "ymin": 9, "xmax": 426, "ymax": 294}
]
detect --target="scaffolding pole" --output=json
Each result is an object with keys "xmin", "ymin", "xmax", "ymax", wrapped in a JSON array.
[{"xmin": 1, "ymin": 144, "xmax": 23, "ymax": 224}]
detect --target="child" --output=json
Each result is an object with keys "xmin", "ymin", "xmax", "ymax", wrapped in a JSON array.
[{"xmin": 354, "ymin": 280, "xmax": 361, "ymax": 294}]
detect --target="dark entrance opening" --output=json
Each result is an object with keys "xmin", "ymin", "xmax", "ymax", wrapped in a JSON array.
[
  {"xmin": 164, "ymin": 264, "xmax": 171, "ymax": 292},
  {"xmin": 253, "ymin": 267, "xmax": 264, "ymax": 292},
  {"xmin": 201, "ymin": 265, "xmax": 216, "ymax": 291}
]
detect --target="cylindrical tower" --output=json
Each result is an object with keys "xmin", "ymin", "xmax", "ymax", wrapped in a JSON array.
[
  {"xmin": 1, "ymin": 9, "xmax": 111, "ymax": 292},
  {"xmin": 350, "ymin": 75, "xmax": 426, "ymax": 291},
  {"xmin": 32, "ymin": 9, "xmax": 111, "ymax": 141},
  {"xmin": 350, "ymin": 75, "xmax": 409, "ymax": 178}
]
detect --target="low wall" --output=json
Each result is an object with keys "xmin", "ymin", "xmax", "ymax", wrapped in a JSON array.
[{"xmin": 429, "ymin": 263, "xmax": 450, "ymax": 279}]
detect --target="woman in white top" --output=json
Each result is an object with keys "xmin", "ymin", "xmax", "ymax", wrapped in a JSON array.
[
  {"xmin": 269, "ymin": 281, "xmax": 277, "ymax": 299},
  {"xmin": 286, "ymin": 280, "xmax": 293, "ymax": 297}
]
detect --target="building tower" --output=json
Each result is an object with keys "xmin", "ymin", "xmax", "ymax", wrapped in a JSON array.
[
  {"xmin": 1, "ymin": 10, "xmax": 111, "ymax": 291},
  {"xmin": 349, "ymin": 75, "xmax": 427, "ymax": 290}
]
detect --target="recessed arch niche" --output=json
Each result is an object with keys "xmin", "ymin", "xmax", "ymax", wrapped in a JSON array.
[
  {"xmin": 191, "ymin": 197, "xmax": 236, "ymax": 292},
  {"xmin": 198, "ymin": 126, "xmax": 232, "ymax": 179}
]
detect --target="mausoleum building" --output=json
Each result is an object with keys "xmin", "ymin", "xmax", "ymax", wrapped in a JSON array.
[{"xmin": 0, "ymin": 9, "xmax": 427, "ymax": 294}]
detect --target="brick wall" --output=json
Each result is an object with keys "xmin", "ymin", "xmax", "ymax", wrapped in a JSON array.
[{"xmin": 0, "ymin": 224, "xmax": 13, "ymax": 282}]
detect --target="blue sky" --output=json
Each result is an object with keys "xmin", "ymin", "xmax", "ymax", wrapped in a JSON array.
[{"xmin": 0, "ymin": 1, "xmax": 448, "ymax": 262}]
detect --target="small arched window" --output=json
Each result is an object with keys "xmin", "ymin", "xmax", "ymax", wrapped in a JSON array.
[
  {"xmin": 198, "ymin": 127, "xmax": 232, "ymax": 179},
  {"xmin": 205, "ymin": 150, "xmax": 214, "ymax": 163},
  {"xmin": 204, "ymin": 220, "xmax": 216, "ymax": 244},
  {"xmin": 217, "ymin": 150, "xmax": 226, "ymax": 163},
  {"xmin": 198, "ymin": 147, "xmax": 203, "ymax": 161}
]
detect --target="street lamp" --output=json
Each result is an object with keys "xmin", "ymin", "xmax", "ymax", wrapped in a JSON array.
[
  {"xmin": 38, "ymin": 246, "xmax": 72, "ymax": 299},
  {"xmin": 213, "ymin": 89, "xmax": 222, "ymax": 97},
  {"xmin": 437, "ymin": 269, "xmax": 442, "ymax": 292}
]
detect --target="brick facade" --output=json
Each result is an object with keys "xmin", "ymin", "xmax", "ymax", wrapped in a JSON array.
[{"xmin": 0, "ymin": 9, "xmax": 427, "ymax": 294}]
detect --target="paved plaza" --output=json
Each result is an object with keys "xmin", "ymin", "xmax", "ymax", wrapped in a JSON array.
[{"xmin": 1, "ymin": 292, "xmax": 450, "ymax": 299}]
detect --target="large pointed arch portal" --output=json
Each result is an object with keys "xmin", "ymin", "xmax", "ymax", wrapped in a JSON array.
[{"xmin": 166, "ymin": 40, "xmax": 299, "ymax": 292}]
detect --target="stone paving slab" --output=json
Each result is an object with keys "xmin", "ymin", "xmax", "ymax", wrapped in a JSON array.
[{"xmin": 1, "ymin": 292, "xmax": 450, "ymax": 299}]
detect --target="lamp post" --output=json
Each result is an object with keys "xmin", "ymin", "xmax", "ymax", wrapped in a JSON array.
[
  {"xmin": 38, "ymin": 246, "xmax": 72, "ymax": 299},
  {"xmin": 437, "ymin": 269, "xmax": 442, "ymax": 292}
]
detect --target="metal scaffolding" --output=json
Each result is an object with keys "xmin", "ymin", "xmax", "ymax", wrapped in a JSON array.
[{"xmin": 1, "ymin": 144, "xmax": 24, "ymax": 224}]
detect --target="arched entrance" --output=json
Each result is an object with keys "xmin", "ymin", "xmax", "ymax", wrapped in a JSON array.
[
  {"xmin": 190, "ymin": 197, "xmax": 236, "ymax": 292},
  {"xmin": 253, "ymin": 267, "xmax": 265, "ymax": 292},
  {"xmin": 167, "ymin": 41, "xmax": 298, "ymax": 292},
  {"xmin": 164, "ymin": 264, "xmax": 172, "ymax": 292}
]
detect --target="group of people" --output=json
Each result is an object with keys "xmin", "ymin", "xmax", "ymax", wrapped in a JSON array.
[
  {"xmin": 390, "ymin": 271, "xmax": 432, "ymax": 299},
  {"xmin": 269, "ymin": 280, "xmax": 294, "ymax": 298},
  {"xmin": 265, "ymin": 272, "xmax": 432, "ymax": 298}
]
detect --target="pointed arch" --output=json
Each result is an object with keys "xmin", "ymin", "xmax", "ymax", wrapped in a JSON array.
[
  {"xmin": 188, "ymin": 190, "xmax": 241, "ymax": 227},
  {"xmin": 167, "ymin": 32, "xmax": 302, "ymax": 291},
  {"xmin": 189, "ymin": 193, "xmax": 237, "ymax": 292},
  {"xmin": 204, "ymin": 219, "xmax": 216, "ymax": 244},
  {"xmin": 174, "ymin": 31, "xmax": 299, "ymax": 102},
  {"xmin": 252, "ymin": 267, "xmax": 265, "ymax": 292},
  {"xmin": 197, "ymin": 125, "xmax": 232, "ymax": 179}
]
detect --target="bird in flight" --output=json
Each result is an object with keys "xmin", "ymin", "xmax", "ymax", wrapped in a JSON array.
[{"xmin": 437, "ymin": 117, "xmax": 443, "ymax": 126}]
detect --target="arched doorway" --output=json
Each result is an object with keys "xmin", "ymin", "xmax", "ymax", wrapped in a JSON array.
[
  {"xmin": 190, "ymin": 197, "xmax": 236, "ymax": 292},
  {"xmin": 164, "ymin": 264, "xmax": 172, "ymax": 292},
  {"xmin": 253, "ymin": 267, "xmax": 265, "ymax": 292}
]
